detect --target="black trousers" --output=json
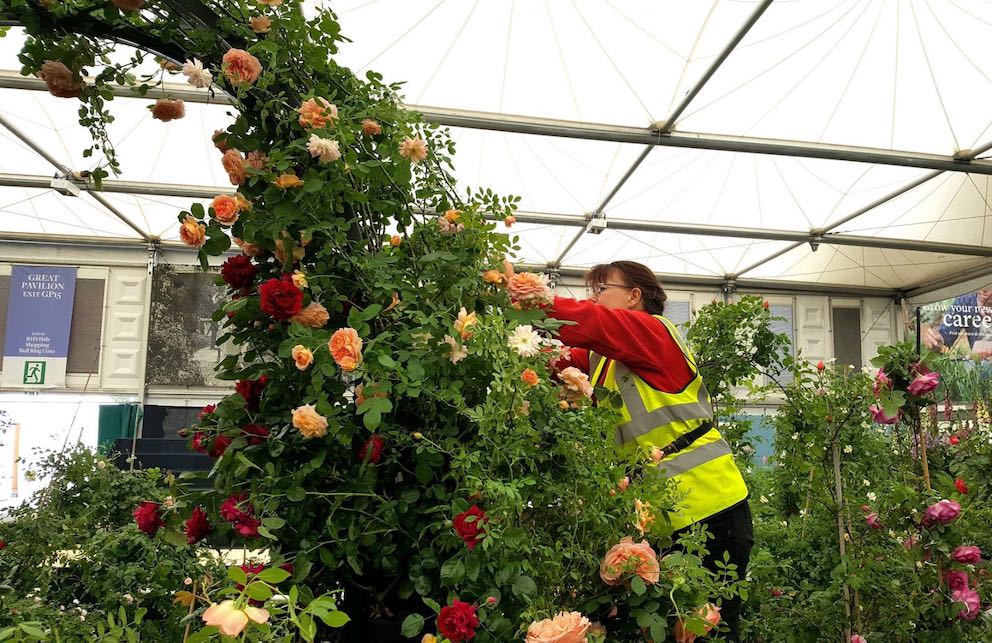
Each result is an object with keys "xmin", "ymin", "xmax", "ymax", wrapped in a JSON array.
[{"xmin": 671, "ymin": 500, "xmax": 754, "ymax": 642}]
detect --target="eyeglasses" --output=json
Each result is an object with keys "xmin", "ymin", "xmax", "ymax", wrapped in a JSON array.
[{"xmin": 589, "ymin": 282, "xmax": 632, "ymax": 297}]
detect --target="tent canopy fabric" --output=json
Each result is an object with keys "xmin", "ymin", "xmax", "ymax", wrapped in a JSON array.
[{"xmin": 2, "ymin": 0, "xmax": 992, "ymax": 296}]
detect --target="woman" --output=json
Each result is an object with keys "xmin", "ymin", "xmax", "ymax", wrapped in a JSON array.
[{"xmin": 508, "ymin": 259, "xmax": 753, "ymax": 641}]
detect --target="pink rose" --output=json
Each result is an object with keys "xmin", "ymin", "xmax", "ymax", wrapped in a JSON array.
[
  {"xmin": 903, "ymin": 535, "xmax": 918, "ymax": 550},
  {"xmin": 952, "ymin": 587, "xmax": 981, "ymax": 621},
  {"xmin": 947, "ymin": 570, "xmax": 970, "ymax": 593},
  {"xmin": 600, "ymin": 537, "xmax": 660, "ymax": 586},
  {"xmin": 674, "ymin": 603, "xmax": 720, "ymax": 643},
  {"xmin": 865, "ymin": 512, "xmax": 883, "ymax": 529},
  {"xmin": 872, "ymin": 369, "xmax": 892, "ymax": 397},
  {"xmin": 907, "ymin": 371, "xmax": 940, "ymax": 396},
  {"xmin": 525, "ymin": 611, "xmax": 591, "ymax": 643},
  {"xmin": 952, "ymin": 545, "xmax": 982, "ymax": 565},
  {"xmin": 851, "ymin": 635, "xmax": 867, "ymax": 643},
  {"xmin": 922, "ymin": 499, "xmax": 961, "ymax": 527},
  {"xmin": 868, "ymin": 404, "xmax": 899, "ymax": 425},
  {"xmin": 399, "ymin": 136, "xmax": 428, "ymax": 163}
]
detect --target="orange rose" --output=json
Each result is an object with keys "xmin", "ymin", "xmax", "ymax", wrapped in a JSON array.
[
  {"xmin": 222, "ymin": 149, "xmax": 248, "ymax": 185},
  {"xmin": 362, "ymin": 119, "xmax": 382, "ymax": 136},
  {"xmin": 250, "ymin": 16, "xmax": 271, "ymax": 33},
  {"xmin": 151, "ymin": 98, "xmax": 185, "ymax": 122},
  {"xmin": 453, "ymin": 307, "xmax": 477, "ymax": 340},
  {"xmin": 329, "ymin": 327, "xmax": 363, "ymax": 372},
  {"xmin": 482, "ymin": 270, "xmax": 504, "ymax": 284},
  {"xmin": 179, "ymin": 215, "xmax": 206, "ymax": 247},
  {"xmin": 399, "ymin": 136, "xmax": 428, "ymax": 163},
  {"xmin": 38, "ymin": 61, "xmax": 82, "ymax": 98},
  {"xmin": 389, "ymin": 235, "xmax": 402, "ymax": 247},
  {"xmin": 525, "ymin": 611, "xmax": 591, "ymax": 643},
  {"xmin": 291, "ymin": 345, "xmax": 313, "ymax": 371},
  {"xmin": 298, "ymin": 97, "xmax": 338, "ymax": 129},
  {"xmin": 521, "ymin": 368, "xmax": 539, "ymax": 387},
  {"xmin": 599, "ymin": 537, "xmax": 660, "ymax": 586},
  {"xmin": 222, "ymin": 49, "xmax": 262, "ymax": 86},
  {"xmin": 233, "ymin": 236, "xmax": 262, "ymax": 257},
  {"xmin": 213, "ymin": 130, "xmax": 231, "ymax": 153},
  {"xmin": 508, "ymin": 272, "xmax": 553, "ymax": 305},
  {"xmin": 273, "ymin": 173, "xmax": 304, "ymax": 189},
  {"xmin": 504, "ymin": 215, "xmax": 516, "ymax": 227},
  {"xmin": 291, "ymin": 302, "xmax": 329, "ymax": 328},
  {"xmin": 292, "ymin": 404, "xmax": 327, "ymax": 439},
  {"xmin": 291, "ymin": 270, "xmax": 307, "ymax": 289},
  {"xmin": 211, "ymin": 194, "xmax": 239, "ymax": 226},
  {"xmin": 234, "ymin": 193, "xmax": 252, "ymax": 212},
  {"xmin": 674, "ymin": 603, "xmax": 720, "ymax": 643},
  {"xmin": 444, "ymin": 209, "xmax": 462, "ymax": 223},
  {"xmin": 355, "ymin": 383, "xmax": 389, "ymax": 407}
]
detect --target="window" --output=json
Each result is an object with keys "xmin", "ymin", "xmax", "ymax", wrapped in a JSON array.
[
  {"xmin": 832, "ymin": 307, "xmax": 863, "ymax": 369},
  {"xmin": 768, "ymin": 303, "xmax": 795, "ymax": 385},
  {"xmin": 664, "ymin": 300, "xmax": 691, "ymax": 327}
]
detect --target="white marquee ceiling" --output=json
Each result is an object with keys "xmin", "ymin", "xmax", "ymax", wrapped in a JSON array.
[{"xmin": 2, "ymin": 0, "xmax": 992, "ymax": 297}]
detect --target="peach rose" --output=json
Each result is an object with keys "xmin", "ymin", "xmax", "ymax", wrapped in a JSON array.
[
  {"xmin": 306, "ymin": 134, "xmax": 341, "ymax": 163},
  {"xmin": 291, "ymin": 345, "xmax": 313, "ymax": 371},
  {"xmin": 151, "ymin": 98, "xmax": 185, "ymax": 122},
  {"xmin": 559, "ymin": 367, "xmax": 593, "ymax": 400},
  {"xmin": 111, "ymin": 0, "xmax": 145, "ymax": 11},
  {"xmin": 291, "ymin": 302, "xmax": 329, "ymax": 328},
  {"xmin": 329, "ymin": 327, "xmax": 363, "ymax": 371},
  {"xmin": 211, "ymin": 194, "xmax": 239, "ymax": 226},
  {"xmin": 202, "ymin": 600, "xmax": 269, "ymax": 637},
  {"xmin": 222, "ymin": 49, "xmax": 262, "ymax": 86},
  {"xmin": 674, "ymin": 603, "xmax": 720, "ymax": 643},
  {"xmin": 389, "ymin": 235, "xmax": 402, "ymax": 247},
  {"xmin": 222, "ymin": 149, "xmax": 248, "ymax": 185},
  {"xmin": 179, "ymin": 215, "xmax": 206, "ymax": 247},
  {"xmin": 213, "ymin": 130, "xmax": 231, "ymax": 153},
  {"xmin": 292, "ymin": 404, "xmax": 328, "ymax": 439},
  {"xmin": 234, "ymin": 193, "xmax": 252, "ymax": 212},
  {"xmin": 246, "ymin": 151, "xmax": 268, "ymax": 171},
  {"xmin": 291, "ymin": 270, "xmax": 307, "ymax": 289},
  {"xmin": 233, "ymin": 237, "xmax": 262, "ymax": 257},
  {"xmin": 39, "ymin": 61, "xmax": 82, "ymax": 98},
  {"xmin": 362, "ymin": 119, "xmax": 382, "ymax": 136},
  {"xmin": 599, "ymin": 537, "xmax": 660, "ymax": 586},
  {"xmin": 399, "ymin": 136, "xmax": 428, "ymax": 163},
  {"xmin": 521, "ymin": 368, "xmax": 539, "ymax": 386},
  {"xmin": 454, "ymin": 307, "xmax": 477, "ymax": 340},
  {"xmin": 482, "ymin": 269, "xmax": 504, "ymax": 284},
  {"xmin": 504, "ymin": 215, "xmax": 516, "ymax": 227},
  {"xmin": 508, "ymin": 272, "xmax": 553, "ymax": 305},
  {"xmin": 273, "ymin": 173, "xmax": 304, "ymax": 189},
  {"xmin": 355, "ymin": 383, "xmax": 389, "ymax": 407},
  {"xmin": 250, "ymin": 16, "xmax": 271, "ymax": 33},
  {"xmin": 298, "ymin": 97, "xmax": 338, "ymax": 129},
  {"xmin": 526, "ymin": 611, "xmax": 591, "ymax": 643},
  {"xmin": 444, "ymin": 209, "xmax": 462, "ymax": 222}
]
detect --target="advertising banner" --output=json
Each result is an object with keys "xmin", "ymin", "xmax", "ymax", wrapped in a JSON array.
[
  {"xmin": 916, "ymin": 286, "xmax": 992, "ymax": 359},
  {"xmin": 2, "ymin": 265, "xmax": 78, "ymax": 388}
]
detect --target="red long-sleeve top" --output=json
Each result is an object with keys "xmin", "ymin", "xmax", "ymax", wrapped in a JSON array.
[{"xmin": 549, "ymin": 296, "xmax": 694, "ymax": 393}]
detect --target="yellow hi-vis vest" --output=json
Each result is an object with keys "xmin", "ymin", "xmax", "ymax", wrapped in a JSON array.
[{"xmin": 589, "ymin": 315, "xmax": 749, "ymax": 530}]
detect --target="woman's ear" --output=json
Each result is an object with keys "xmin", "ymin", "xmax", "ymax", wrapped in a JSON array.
[{"xmin": 628, "ymin": 287, "xmax": 643, "ymax": 309}]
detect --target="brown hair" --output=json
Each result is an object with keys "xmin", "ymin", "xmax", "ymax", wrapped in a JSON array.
[{"xmin": 585, "ymin": 261, "xmax": 667, "ymax": 315}]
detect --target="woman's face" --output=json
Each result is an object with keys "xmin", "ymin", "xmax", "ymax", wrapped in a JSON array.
[{"xmin": 589, "ymin": 269, "xmax": 642, "ymax": 310}]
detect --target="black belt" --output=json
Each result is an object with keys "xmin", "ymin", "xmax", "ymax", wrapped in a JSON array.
[{"xmin": 659, "ymin": 420, "xmax": 714, "ymax": 458}]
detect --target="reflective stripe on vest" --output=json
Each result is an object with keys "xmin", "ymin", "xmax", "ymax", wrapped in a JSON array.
[{"xmin": 612, "ymin": 362, "xmax": 714, "ymax": 445}]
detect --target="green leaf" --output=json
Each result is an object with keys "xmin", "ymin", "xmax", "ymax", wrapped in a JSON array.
[
  {"xmin": 228, "ymin": 566, "xmax": 248, "ymax": 586},
  {"xmin": 400, "ymin": 613, "xmax": 425, "ymax": 638},
  {"xmin": 246, "ymin": 581, "xmax": 274, "ymax": 601},
  {"xmin": 440, "ymin": 558, "xmax": 464, "ymax": 585},
  {"xmin": 162, "ymin": 529, "xmax": 187, "ymax": 547},
  {"xmin": 262, "ymin": 516, "xmax": 286, "ymax": 530},
  {"xmin": 630, "ymin": 575, "xmax": 647, "ymax": 595},
  {"xmin": 423, "ymin": 597, "xmax": 441, "ymax": 614},
  {"xmin": 287, "ymin": 486, "xmax": 306, "ymax": 502},
  {"xmin": 512, "ymin": 575, "xmax": 537, "ymax": 597},
  {"xmin": 17, "ymin": 625, "xmax": 46, "ymax": 640},
  {"xmin": 320, "ymin": 611, "xmax": 350, "ymax": 628},
  {"xmin": 257, "ymin": 567, "xmax": 292, "ymax": 584}
]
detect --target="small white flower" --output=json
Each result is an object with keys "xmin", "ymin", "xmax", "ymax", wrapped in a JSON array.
[
  {"xmin": 843, "ymin": 445, "xmax": 853, "ymax": 454},
  {"xmin": 863, "ymin": 479, "xmax": 871, "ymax": 487},
  {"xmin": 799, "ymin": 509, "xmax": 807, "ymax": 517},
  {"xmin": 759, "ymin": 495, "xmax": 769, "ymax": 504},
  {"xmin": 182, "ymin": 58, "xmax": 212, "ymax": 89},
  {"xmin": 867, "ymin": 492, "xmax": 877, "ymax": 502},
  {"xmin": 916, "ymin": 561, "xmax": 923, "ymax": 569},
  {"xmin": 96, "ymin": 460, "xmax": 106, "ymax": 470},
  {"xmin": 306, "ymin": 134, "xmax": 341, "ymax": 163},
  {"xmin": 781, "ymin": 520, "xmax": 788, "ymax": 527},
  {"xmin": 791, "ymin": 433, "xmax": 799, "ymax": 441},
  {"xmin": 123, "ymin": 594, "xmax": 134, "ymax": 605},
  {"xmin": 507, "ymin": 324, "xmax": 542, "ymax": 358}
]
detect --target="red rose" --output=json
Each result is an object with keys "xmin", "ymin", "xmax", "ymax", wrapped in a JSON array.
[
  {"xmin": 221, "ymin": 255, "xmax": 258, "ymax": 290},
  {"xmin": 950, "ymin": 435, "xmax": 960, "ymax": 445},
  {"xmin": 242, "ymin": 423, "xmax": 270, "ymax": 446},
  {"xmin": 956, "ymin": 478, "xmax": 969, "ymax": 494},
  {"xmin": 184, "ymin": 506, "xmax": 213, "ymax": 544},
  {"xmin": 236, "ymin": 375, "xmax": 268, "ymax": 412},
  {"xmin": 0, "ymin": 540, "xmax": 7, "ymax": 550},
  {"xmin": 816, "ymin": 360, "xmax": 825, "ymax": 371},
  {"xmin": 770, "ymin": 588, "xmax": 783, "ymax": 597},
  {"xmin": 438, "ymin": 600, "xmax": 479, "ymax": 642},
  {"xmin": 259, "ymin": 275, "xmax": 303, "ymax": 320},
  {"xmin": 191, "ymin": 432, "xmax": 207, "ymax": 454},
  {"xmin": 453, "ymin": 505, "xmax": 486, "ymax": 550},
  {"xmin": 358, "ymin": 434, "xmax": 385, "ymax": 464},
  {"xmin": 220, "ymin": 492, "xmax": 253, "ymax": 522},
  {"xmin": 197, "ymin": 404, "xmax": 216, "ymax": 421},
  {"xmin": 209, "ymin": 434, "xmax": 232, "ymax": 458},
  {"xmin": 133, "ymin": 501, "xmax": 164, "ymax": 536},
  {"xmin": 233, "ymin": 516, "xmax": 261, "ymax": 538},
  {"xmin": 280, "ymin": 563, "xmax": 295, "ymax": 575}
]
